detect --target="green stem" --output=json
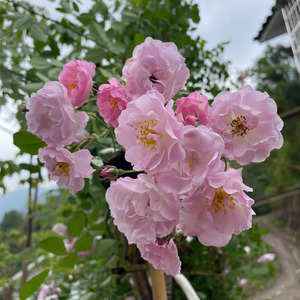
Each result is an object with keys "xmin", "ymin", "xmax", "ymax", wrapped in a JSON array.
[{"xmin": 87, "ymin": 112, "xmax": 108, "ymax": 128}]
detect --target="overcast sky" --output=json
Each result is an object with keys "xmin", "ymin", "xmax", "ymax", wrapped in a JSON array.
[{"xmin": 0, "ymin": 0, "xmax": 290, "ymax": 191}]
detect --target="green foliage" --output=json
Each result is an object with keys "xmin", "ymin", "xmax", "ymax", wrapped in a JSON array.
[
  {"xmin": 39, "ymin": 236, "xmax": 67, "ymax": 255},
  {"xmin": 13, "ymin": 131, "xmax": 47, "ymax": 155},
  {"xmin": 1, "ymin": 210, "xmax": 25, "ymax": 232},
  {"xmin": 19, "ymin": 269, "xmax": 49, "ymax": 300},
  {"xmin": 67, "ymin": 212, "xmax": 86, "ymax": 237}
]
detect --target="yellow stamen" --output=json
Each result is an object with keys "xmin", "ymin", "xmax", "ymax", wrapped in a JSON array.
[
  {"xmin": 228, "ymin": 115, "xmax": 251, "ymax": 137},
  {"xmin": 210, "ymin": 187, "xmax": 236, "ymax": 214},
  {"xmin": 56, "ymin": 162, "xmax": 70, "ymax": 176},
  {"xmin": 135, "ymin": 119, "xmax": 160, "ymax": 150}
]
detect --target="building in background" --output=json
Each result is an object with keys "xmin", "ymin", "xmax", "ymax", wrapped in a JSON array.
[{"xmin": 255, "ymin": 0, "xmax": 300, "ymax": 73}]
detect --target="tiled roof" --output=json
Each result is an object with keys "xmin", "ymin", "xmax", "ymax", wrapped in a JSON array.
[{"xmin": 255, "ymin": 0, "xmax": 290, "ymax": 42}]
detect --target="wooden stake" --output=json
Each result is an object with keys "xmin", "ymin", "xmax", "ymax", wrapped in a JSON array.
[{"xmin": 149, "ymin": 264, "xmax": 167, "ymax": 300}]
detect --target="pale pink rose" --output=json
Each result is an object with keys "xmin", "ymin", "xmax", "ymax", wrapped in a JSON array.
[
  {"xmin": 58, "ymin": 60, "xmax": 96, "ymax": 108},
  {"xmin": 26, "ymin": 81, "xmax": 89, "ymax": 146},
  {"xmin": 257, "ymin": 253, "xmax": 276, "ymax": 263},
  {"xmin": 106, "ymin": 174, "xmax": 181, "ymax": 244},
  {"xmin": 38, "ymin": 283, "xmax": 61, "ymax": 300},
  {"xmin": 115, "ymin": 91, "xmax": 185, "ymax": 173},
  {"xmin": 137, "ymin": 240, "xmax": 181, "ymax": 276},
  {"xmin": 178, "ymin": 125, "xmax": 225, "ymax": 187},
  {"xmin": 52, "ymin": 223, "xmax": 70, "ymax": 237},
  {"xmin": 52, "ymin": 223, "xmax": 96, "ymax": 258},
  {"xmin": 97, "ymin": 77, "xmax": 130, "ymax": 127},
  {"xmin": 175, "ymin": 92, "xmax": 209, "ymax": 126},
  {"xmin": 122, "ymin": 37, "xmax": 189, "ymax": 101},
  {"xmin": 152, "ymin": 167, "xmax": 193, "ymax": 196},
  {"xmin": 178, "ymin": 168, "xmax": 255, "ymax": 247},
  {"xmin": 237, "ymin": 278, "xmax": 247, "ymax": 287},
  {"xmin": 39, "ymin": 146, "xmax": 94, "ymax": 194},
  {"xmin": 207, "ymin": 85, "xmax": 284, "ymax": 165}
]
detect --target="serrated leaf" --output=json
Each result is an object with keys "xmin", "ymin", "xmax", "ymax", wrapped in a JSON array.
[
  {"xmin": 59, "ymin": 252, "xmax": 79, "ymax": 268},
  {"xmin": 19, "ymin": 269, "xmax": 49, "ymax": 300},
  {"xmin": 39, "ymin": 236, "xmax": 67, "ymax": 255},
  {"xmin": 13, "ymin": 131, "xmax": 46, "ymax": 155},
  {"xmin": 74, "ymin": 235, "xmax": 93, "ymax": 252},
  {"xmin": 68, "ymin": 212, "xmax": 86, "ymax": 237}
]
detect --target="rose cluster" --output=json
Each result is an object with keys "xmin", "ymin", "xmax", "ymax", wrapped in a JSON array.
[
  {"xmin": 26, "ymin": 61, "xmax": 96, "ymax": 194},
  {"xmin": 25, "ymin": 37, "xmax": 284, "ymax": 275}
]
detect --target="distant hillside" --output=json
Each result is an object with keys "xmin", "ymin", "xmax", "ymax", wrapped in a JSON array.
[{"xmin": 0, "ymin": 188, "xmax": 47, "ymax": 221}]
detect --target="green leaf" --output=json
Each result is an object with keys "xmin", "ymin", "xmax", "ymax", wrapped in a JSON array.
[
  {"xmin": 39, "ymin": 236, "xmax": 67, "ymax": 255},
  {"xmin": 91, "ymin": 158, "xmax": 103, "ymax": 168},
  {"xmin": 13, "ymin": 131, "xmax": 47, "ymax": 155},
  {"xmin": 14, "ymin": 16, "xmax": 33, "ymax": 30},
  {"xmin": 74, "ymin": 235, "xmax": 93, "ymax": 252},
  {"xmin": 73, "ymin": 1, "xmax": 80, "ymax": 12},
  {"xmin": 68, "ymin": 212, "xmax": 86, "ymax": 237},
  {"xmin": 19, "ymin": 269, "xmax": 49, "ymax": 300},
  {"xmin": 30, "ymin": 23, "xmax": 48, "ymax": 43},
  {"xmin": 88, "ymin": 207, "xmax": 101, "ymax": 226},
  {"xmin": 85, "ymin": 47, "xmax": 106, "ymax": 64},
  {"xmin": 107, "ymin": 42, "xmax": 126, "ymax": 54},
  {"xmin": 89, "ymin": 22, "xmax": 109, "ymax": 43},
  {"xmin": 59, "ymin": 252, "xmax": 79, "ymax": 268},
  {"xmin": 29, "ymin": 57, "xmax": 50, "ymax": 69},
  {"xmin": 134, "ymin": 33, "xmax": 144, "ymax": 46},
  {"xmin": 21, "ymin": 82, "xmax": 44, "ymax": 93},
  {"xmin": 97, "ymin": 238, "xmax": 115, "ymax": 258}
]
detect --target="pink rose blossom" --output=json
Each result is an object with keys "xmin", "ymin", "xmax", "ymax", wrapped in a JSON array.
[
  {"xmin": 257, "ymin": 253, "xmax": 276, "ymax": 263},
  {"xmin": 58, "ymin": 60, "xmax": 96, "ymax": 108},
  {"xmin": 178, "ymin": 168, "xmax": 255, "ymax": 247},
  {"xmin": 106, "ymin": 174, "xmax": 181, "ymax": 244},
  {"xmin": 115, "ymin": 91, "xmax": 185, "ymax": 173},
  {"xmin": 178, "ymin": 125, "xmax": 225, "ymax": 187},
  {"xmin": 137, "ymin": 240, "xmax": 181, "ymax": 275},
  {"xmin": 122, "ymin": 37, "xmax": 189, "ymax": 101},
  {"xmin": 52, "ymin": 223, "xmax": 70, "ymax": 237},
  {"xmin": 207, "ymin": 85, "xmax": 284, "ymax": 165},
  {"xmin": 52, "ymin": 223, "xmax": 96, "ymax": 258},
  {"xmin": 39, "ymin": 146, "xmax": 94, "ymax": 194},
  {"xmin": 38, "ymin": 282, "xmax": 61, "ymax": 300},
  {"xmin": 97, "ymin": 77, "xmax": 130, "ymax": 127},
  {"xmin": 175, "ymin": 92, "xmax": 209, "ymax": 126},
  {"xmin": 26, "ymin": 81, "xmax": 89, "ymax": 146}
]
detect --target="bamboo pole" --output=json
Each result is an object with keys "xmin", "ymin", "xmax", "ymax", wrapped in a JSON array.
[{"xmin": 149, "ymin": 264, "xmax": 167, "ymax": 300}]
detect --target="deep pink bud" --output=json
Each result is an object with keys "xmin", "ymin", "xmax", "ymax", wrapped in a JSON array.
[{"xmin": 99, "ymin": 166, "xmax": 118, "ymax": 180}]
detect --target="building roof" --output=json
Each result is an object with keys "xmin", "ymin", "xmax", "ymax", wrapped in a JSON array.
[{"xmin": 255, "ymin": 0, "xmax": 290, "ymax": 42}]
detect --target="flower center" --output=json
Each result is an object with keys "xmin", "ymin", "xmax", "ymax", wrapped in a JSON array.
[
  {"xmin": 229, "ymin": 115, "xmax": 251, "ymax": 137},
  {"xmin": 109, "ymin": 97, "xmax": 118, "ymax": 110},
  {"xmin": 210, "ymin": 187, "xmax": 236, "ymax": 214},
  {"xmin": 68, "ymin": 82, "xmax": 77, "ymax": 90},
  {"xmin": 56, "ymin": 162, "xmax": 70, "ymax": 176},
  {"xmin": 135, "ymin": 119, "xmax": 160, "ymax": 150}
]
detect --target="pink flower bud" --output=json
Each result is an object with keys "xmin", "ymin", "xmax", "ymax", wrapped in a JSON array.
[{"xmin": 99, "ymin": 166, "xmax": 118, "ymax": 180}]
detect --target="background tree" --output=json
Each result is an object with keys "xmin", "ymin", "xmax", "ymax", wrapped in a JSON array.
[{"xmin": 242, "ymin": 44, "xmax": 300, "ymax": 211}]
